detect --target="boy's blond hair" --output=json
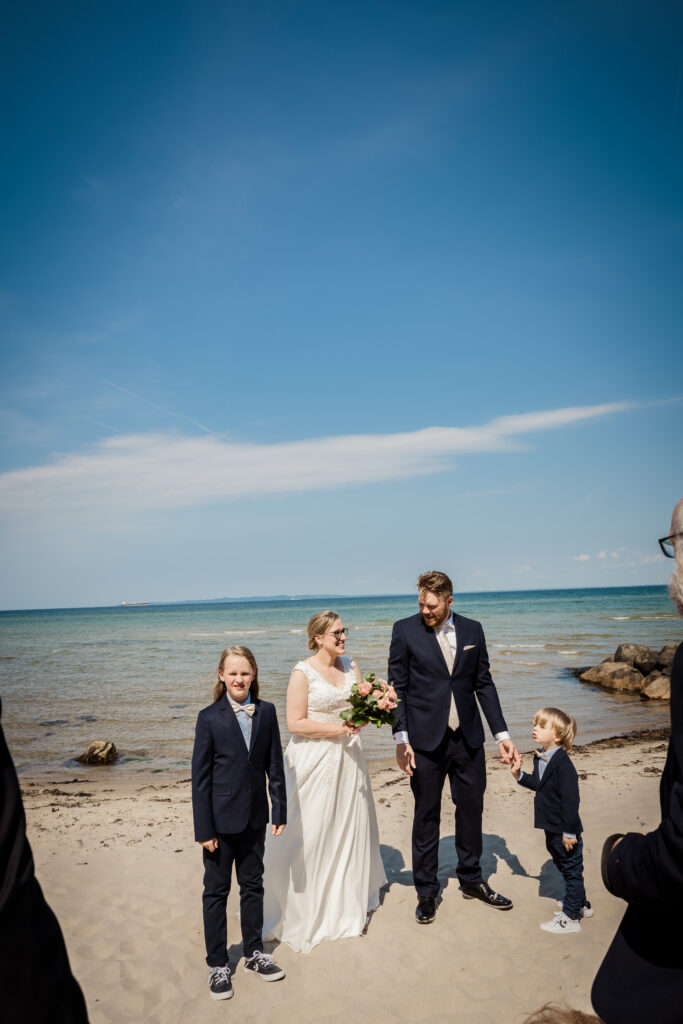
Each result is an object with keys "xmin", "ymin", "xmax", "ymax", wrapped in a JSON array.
[{"xmin": 534, "ymin": 707, "xmax": 577, "ymax": 751}]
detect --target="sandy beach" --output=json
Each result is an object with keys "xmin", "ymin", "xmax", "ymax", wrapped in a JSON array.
[{"xmin": 21, "ymin": 729, "xmax": 669, "ymax": 1024}]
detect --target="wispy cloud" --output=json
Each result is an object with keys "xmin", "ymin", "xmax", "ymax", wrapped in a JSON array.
[
  {"xmin": 99, "ymin": 379, "xmax": 214, "ymax": 434},
  {"xmin": 0, "ymin": 401, "xmax": 634, "ymax": 520},
  {"xmin": 573, "ymin": 554, "xmax": 591, "ymax": 562}
]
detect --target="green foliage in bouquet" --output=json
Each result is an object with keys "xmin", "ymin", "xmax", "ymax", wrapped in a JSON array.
[{"xmin": 340, "ymin": 673, "xmax": 400, "ymax": 728}]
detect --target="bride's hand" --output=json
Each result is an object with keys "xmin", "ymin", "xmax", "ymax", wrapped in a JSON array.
[{"xmin": 339, "ymin": 721, "xmax": 356, "ymax": 735}]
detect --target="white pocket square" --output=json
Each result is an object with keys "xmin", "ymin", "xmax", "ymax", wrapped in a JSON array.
[{"xmin": 463, "ymin": 645, "xmax": 476, "ymax": 650}]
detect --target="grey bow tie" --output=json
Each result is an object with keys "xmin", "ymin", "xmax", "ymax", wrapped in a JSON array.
[
  {"xmin": 537, "ymin": 750, "xmax": 549, "ymax": 761},
  {"xmin": 230, "ymin": 700, "xmax": 255, "ymax": 718}
]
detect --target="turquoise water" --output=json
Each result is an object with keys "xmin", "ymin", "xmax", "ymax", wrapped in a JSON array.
[{"xmin": 0, "ymin": 587, "xmax": 678, "ymax": 774}]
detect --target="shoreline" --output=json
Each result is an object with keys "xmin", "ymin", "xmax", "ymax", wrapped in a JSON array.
[{"xmin": 16, "ymin": 725, "xmax": 672, "ymax": 789}]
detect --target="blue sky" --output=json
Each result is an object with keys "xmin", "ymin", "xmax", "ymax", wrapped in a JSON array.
[{"xmin": 1, "ymin": 1, "xmax": 682, "ymax": 609}]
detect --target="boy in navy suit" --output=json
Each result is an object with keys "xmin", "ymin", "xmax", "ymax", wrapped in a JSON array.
[
  {"xmin": 192, "ymin": 645, "xmax": 287, "ymax": 1000},
  {"xmin": 511, "ymin": 707, "xmax": 592, "ymax": 933}
]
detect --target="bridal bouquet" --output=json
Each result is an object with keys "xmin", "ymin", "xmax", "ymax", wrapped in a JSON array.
[{"xmin": 340, "ymin": 673, "xmax": 400, "ymax": 728}]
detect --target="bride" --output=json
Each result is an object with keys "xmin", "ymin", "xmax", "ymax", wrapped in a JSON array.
[{"xmin": 262, "ymin": 610, "xmax": 387, "ymax": 953}]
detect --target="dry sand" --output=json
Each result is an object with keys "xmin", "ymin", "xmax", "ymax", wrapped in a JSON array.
[{"xmin": 22, "ymin": 730, "xmax": 669, "ymax": 1024}]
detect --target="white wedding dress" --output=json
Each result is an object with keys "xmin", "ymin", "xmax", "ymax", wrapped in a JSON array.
[{"xmin": 262, "ymin": 657, "xmax": 387, "ymax": 953}]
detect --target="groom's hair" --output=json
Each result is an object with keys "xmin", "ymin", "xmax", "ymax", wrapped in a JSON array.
[{"xmin": 416, "ymin": 571, "xmax": 453, "ymax": 598}]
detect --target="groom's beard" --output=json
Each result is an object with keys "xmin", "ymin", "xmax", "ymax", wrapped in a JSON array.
[{"xmin": 668, "ymin": 556, "xmax": 683, "ymax": 618}]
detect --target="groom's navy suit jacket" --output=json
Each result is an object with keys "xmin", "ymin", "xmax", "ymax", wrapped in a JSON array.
[
  {"xmin": 388, "ymin": 611, "xmax": 507, "ymax": 752},
  {"xmin": 192, "ymin": 697, "xmax": 286, "ymax": 842},
  {"xmin": 517, "ymin": 748, "xmax": 582, "ymax": 835}
]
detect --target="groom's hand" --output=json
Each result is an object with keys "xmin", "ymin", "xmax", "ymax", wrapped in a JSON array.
[
  {"xmin": 396, "ymin": 742, "xmax": 416, "ymax": 776},
  {"xmin": 272, "ymin": 824, "xmax": 286, "ymax": 837},
  {"xmin": 497, "ymin": 739, "xmax": 517, "ymax": 765}
]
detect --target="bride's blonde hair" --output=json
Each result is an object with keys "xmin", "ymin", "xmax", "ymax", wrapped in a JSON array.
[{"xmin": 307, "ymin": 610, "xmax": 340, "ymax": 651}]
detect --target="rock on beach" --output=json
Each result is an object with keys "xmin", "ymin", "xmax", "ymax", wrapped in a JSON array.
[
  {"xmin": 76, "ymin": 741, "xmax": 118, "ymax": 765},
  {"xmin": 580, "ymin": 661, "xmax": 644, "ymax": 690},
  {"xmin": 578, "ymin": 643, "xmax": 678, "ymax": 700}
]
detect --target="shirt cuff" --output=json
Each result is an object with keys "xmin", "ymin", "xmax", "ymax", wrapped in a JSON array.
[
  {"xmin": 394, "ymin": 731, "xmax": 409, "ymax": 744},
  {"xmin": 562, "ymin": 833, "xmax": 577, "ymax": 840},
  {"xmin": 494, "ymin": 731, "xmax": 511, "ymax": 743},
  {"xmin": 516, "ymin": 771, "xmax": 525, "ymax": 782}
]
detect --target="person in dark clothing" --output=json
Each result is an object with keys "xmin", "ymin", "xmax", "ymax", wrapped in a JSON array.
[
  {"xmin": 512, "ymin": 707, "xmax": 592, "ymax": 933},
  {"xmin": 0, "ymin": 698, "xmax": 89, "ymax": 1024},
  {"xmin": 591, "ymin": 498, "xmax": 683, "ymax": 1023}
]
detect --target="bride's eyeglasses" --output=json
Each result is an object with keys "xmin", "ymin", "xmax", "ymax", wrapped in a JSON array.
[{"xmin": 325, "ymin": 628, "xmax": 348, "ymax": 639}]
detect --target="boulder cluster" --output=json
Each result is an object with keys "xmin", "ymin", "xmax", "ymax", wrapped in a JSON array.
[{"xmin": 579, "ymin": 643, "xmax": 678, "ymax": 700}]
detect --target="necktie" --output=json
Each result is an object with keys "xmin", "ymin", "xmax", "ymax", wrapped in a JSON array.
[{"xmin": 436, "ymin": 627, "xmax": 459, "ymax": 731}]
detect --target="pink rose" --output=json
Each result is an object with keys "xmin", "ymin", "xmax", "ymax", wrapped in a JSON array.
[
  {"xmin": 358, "ymin": 681, "xmax": 372, "ymax": 697},
  {"xmin": 377, "ymin": 695, "xmax": 390, "ymax": 711},
  {"xmin": 371, "ymin": 689, "xmax": 382, "ymax": 702}
]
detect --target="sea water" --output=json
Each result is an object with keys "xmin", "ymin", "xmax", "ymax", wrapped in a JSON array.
[{"xmin": 0, "ymin": 586, "xmax": 678, "ymax": 774}]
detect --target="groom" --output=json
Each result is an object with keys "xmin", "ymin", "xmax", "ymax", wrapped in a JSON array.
[{"xmin": 389, "ymin": 571, "xmax": 517, "ymax": 923}]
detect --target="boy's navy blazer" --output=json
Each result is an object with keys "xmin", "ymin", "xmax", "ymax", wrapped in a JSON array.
[
  {"xmin": 191, "ymin": 696, "xmax": 286, "ymax": 842},
  {"xmin": 517, "ymin": 747, "xmax": 582, "ymax": 835},
  {"xmin": 388, "ymin": 611, "xmax": 507, "ymax": 751}
]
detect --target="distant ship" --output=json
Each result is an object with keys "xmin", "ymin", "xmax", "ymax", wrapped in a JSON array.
[{"xmin": 121, "ymin": 601, "xmax": 149, "ymax": 607}]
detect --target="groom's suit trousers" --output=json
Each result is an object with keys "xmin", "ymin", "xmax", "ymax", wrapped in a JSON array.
[{"xmin": 410, "ymin": 726, "xmax": 486, "ymax": 897}]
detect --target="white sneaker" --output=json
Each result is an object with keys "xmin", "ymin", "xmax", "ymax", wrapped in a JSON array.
[
  {"xmin": 540, "ymin": 910, "xmax": 581, "ymax": 933},
  {"xmin": 557, "ymin": 899, "xmax": 594, "ymax": 918}
]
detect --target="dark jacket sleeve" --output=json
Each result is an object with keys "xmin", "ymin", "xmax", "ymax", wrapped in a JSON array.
[
  {"xmin": 472, "ymin": 625, "xmax": 508, "ymax": 737},
  {"xmin": 604, "ymin": 778, "xmax": 683, "ymax": 908},
  {"xmin": 0, "ymin": 712, "xmax": 89, "ymax": 1023},
  {"xmin": 603, "ymin": 645, "xmax": 683, "ymax": 908},
  {"xmin": 388, "ymin": 621, "xmax": 409, "ymax": 736},
  {"xmin": 266, "ymin": 708, "xmax": 287, "ymax": 827},
  {"xmin": 556, "ymin": 757, "xmax": 581, "ymax": 834},
  {"xmin": 191, "ymin": 710, "xmax": 216, "ymax": 842},
  {"xmin": 517, "ymin": 770, "xmax": 538, "ymax": 792}
]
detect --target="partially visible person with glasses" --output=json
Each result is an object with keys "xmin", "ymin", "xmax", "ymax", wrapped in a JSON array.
[
  {"xmin": 659, "ymin": 531, "xmax": 683, "ymax": 558},
  {"xmin": 261, "ymin": 610, "xmax": 387, "ymax": 953},
  {"xmin": 591, "ymin": 498, "xmax": 683, "ymax": 1024}
]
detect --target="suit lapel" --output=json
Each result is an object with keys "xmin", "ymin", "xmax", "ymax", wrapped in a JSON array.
[
  {"xmin": 418, "ymin": 615, "xmax": 446, "ymax": 672},
  {"xmin": 537, "ymin": 748, "xmax": 563, "ymax": 786},
  {"xmin": 248, "ymin": 700, "xmax": 262, "ymax": 757},
  {"xmin": 218, "ymin": 699, "xmax": 249, "ymax": 760},
  {"xmin": 451, "ymin": 613, "xmax": 468, "ymax": 677}
]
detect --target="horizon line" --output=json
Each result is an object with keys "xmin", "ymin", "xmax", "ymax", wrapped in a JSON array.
[{"xmin": 0, "ymin": 581, "xmax": 670, "ymax": 615}]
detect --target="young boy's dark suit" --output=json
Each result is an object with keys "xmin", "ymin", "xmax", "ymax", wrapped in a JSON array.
[
  {"xmin": 192, "ymin": 697, "xmax": 286, "ymax": 966},
  {"xmin": 517, "ymin": 747, "xmax": 585, "ymax": 919}
]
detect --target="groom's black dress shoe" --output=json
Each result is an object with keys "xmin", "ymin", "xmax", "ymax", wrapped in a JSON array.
[
  {"xmin": 415, "ymin": 897, "xmax": 437, "ymax": 924},
  {"xmin": 459, "ymin": 881, "xmax": 512, "ymax": 910}
]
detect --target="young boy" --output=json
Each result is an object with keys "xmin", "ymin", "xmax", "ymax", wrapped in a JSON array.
[{"xmin": 511, "ymin": 707, "xmax": 592, "ymax": 933}]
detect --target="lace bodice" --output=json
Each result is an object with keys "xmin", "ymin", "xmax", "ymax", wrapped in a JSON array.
[{"xmin": 294, "ymin": 657, "xmax": 354, "ymax": 723}]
